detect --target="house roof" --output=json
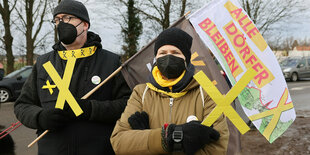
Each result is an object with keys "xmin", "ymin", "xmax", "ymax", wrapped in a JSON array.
[{"xmin": 295, "ymin": 46, "xmax": 310, "ymax": 51}]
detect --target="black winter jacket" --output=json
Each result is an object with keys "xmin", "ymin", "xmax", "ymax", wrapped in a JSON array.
[{"xmin": 14, "ymin": 32, "xmax": 131, "ymax": 155}]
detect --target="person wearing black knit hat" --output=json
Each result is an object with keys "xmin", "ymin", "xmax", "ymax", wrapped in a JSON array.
[
  {"xmin": 111, "ymin": 27, "xmax": 228, "ymax": 155},
  {"xmin": 154, "ymin": 27, "xmax": 192, "ymax": 65},
  {"xmin": 14, "ymin": 0, "xmax": 131, "ymax": 154},
  {"xmin": 52, "ymin": 0, "xmax": 90, "ymax": 48}
]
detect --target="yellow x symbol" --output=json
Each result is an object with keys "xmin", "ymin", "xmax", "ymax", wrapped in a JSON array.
[
  {"xmin": 194, "ymin": 69, "xmax": 257, "ymax": 134},
  {"xmin": 191, "ymin": 52, "xmax": 206, "ymax": 66},
  {"xmin": 43, "ymin": 57, "xmax": 83, "ymax": 116},
  {"xmin": 42, "ymin": 80, "xmax": 56, "ymax": 95},
  {"xmin": 248, "ymin": 88, "xmax": 293, "ymax": 140}
]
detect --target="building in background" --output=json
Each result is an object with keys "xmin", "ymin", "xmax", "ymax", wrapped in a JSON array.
[{"xmin": 289, "ymin": 46, "xmax": 310, "ymax": 57}]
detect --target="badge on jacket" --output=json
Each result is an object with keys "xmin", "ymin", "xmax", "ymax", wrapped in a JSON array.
[{"xmin": 91, "ymin": 76, "xmax": 101, "ymax": 85}]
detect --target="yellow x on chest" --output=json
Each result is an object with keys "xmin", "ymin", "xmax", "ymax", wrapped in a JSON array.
[
  {"xmin": 194, "ymin": 69, "xmax": 257, "ymax": 134},
  {"xmin": 41, "ymin": 46, "xmax": 96, "ymax": 116},
  {"xmin": 43, "ymin": 57, "xmax": 83, "ymax": 116}
]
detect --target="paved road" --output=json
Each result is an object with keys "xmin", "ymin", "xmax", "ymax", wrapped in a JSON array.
[
  {"xmin": 287, "ymin": 79, "xmax": 310, "ymax": 116},
  {"xmin": 0, "ymin": 79, "xmax": 309, "ymax": 155},
  {"xmin": 0, "ymin": 102, "xmax": 37, "ymax": 155}
]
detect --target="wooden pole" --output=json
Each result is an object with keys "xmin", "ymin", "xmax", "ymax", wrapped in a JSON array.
[
  {"xmin": 27, "ymin": 130, "xmax": 49, "ymax": 148},
  {"xmin": 184, "ymin": 11, "xmax": 191, "ymax": 17}
]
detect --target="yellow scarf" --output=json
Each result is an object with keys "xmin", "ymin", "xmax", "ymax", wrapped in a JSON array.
[
  {"xmin": 58, "ymin": 46, "xmax": 97, "ymax": 60},
  {"xmin": 146, "ymin": 66, "xmax": 187, "ymax": 98}
]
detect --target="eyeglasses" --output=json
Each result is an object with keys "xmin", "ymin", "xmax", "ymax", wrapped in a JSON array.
[{"xmin": 52, "ymin": 15, "xmax": 77, "ymax": 25}]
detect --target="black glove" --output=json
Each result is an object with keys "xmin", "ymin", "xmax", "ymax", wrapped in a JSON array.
[
  {"xmin": 128, "ymin": 111, "xmax": 150, "ymax": 130},
  {"xmin": 64, "ymin": 99, "xmax": 92, "ymax": 120},
  {"xmin": 165, "ymin": 121, "xmax": 220, "ymax": 155},
  {"xmin": 38, "ymin": 108, "xmax": 71, "ymax": 131}
]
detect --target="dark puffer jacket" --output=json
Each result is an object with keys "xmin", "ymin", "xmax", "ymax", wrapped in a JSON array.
[{"xmin": 14, "ymin": 31, "xmax": 131, "ymax": 155}]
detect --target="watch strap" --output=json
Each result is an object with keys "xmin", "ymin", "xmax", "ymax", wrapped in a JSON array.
[{"xmin": 172, "ymin": 126, "xmax": 183, "ymax": 151}]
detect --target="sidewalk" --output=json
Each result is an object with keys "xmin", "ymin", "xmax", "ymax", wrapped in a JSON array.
[{"xmin": 0, "ymin": 102, "xmax": 37, "ymax": 155}]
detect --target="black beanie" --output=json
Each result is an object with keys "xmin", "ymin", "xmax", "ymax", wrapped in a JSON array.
[
  {"xmin": 53, "ymin": 0, "xmax": 90, "ymax": 27},
  {"xmin": 154, "ymin": 27, "xmax": 193, "ymax": 65}
]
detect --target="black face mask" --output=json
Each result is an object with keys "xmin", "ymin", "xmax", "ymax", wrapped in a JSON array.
[
  {"xmin": 157, "ymin": 55, "xmax": 186, "ymax": 79},
  {"xmin": 57, "ymin": 21, "xmax": 84, "ymax": 45}
]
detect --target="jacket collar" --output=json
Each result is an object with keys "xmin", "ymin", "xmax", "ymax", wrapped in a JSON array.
[{"xmin": 148, "ymin": 63, "xmax": 195, "ymax": 93}]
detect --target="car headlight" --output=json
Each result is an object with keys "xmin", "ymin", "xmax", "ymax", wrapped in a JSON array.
[{"xmin": 283, "ymin": 68, "xmax": 292, "ymax": 72}]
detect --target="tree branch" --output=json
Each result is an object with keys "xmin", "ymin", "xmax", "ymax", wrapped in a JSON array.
[
  {"xmin": 15, "ymin": 6, "xmax": 27, "ymax": 28},
  {"xmin": 33, "ymin": 0, "xmax": 47, "ymax": 42},
  {"xmin": 34, "ymin": 29, "xmax": 53, "ymax": 47},
  {"xmin": 9, "ymin": 0, "xmax": 18, "ymax": 13}
]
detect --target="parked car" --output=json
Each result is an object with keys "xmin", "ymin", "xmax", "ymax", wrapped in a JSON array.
[
  {"xmin": 280, "ymin": 56, "xmax": 310, "ymax": 82},
  {"xmin": 0, "ymin": 66, "xmax": 32, "ymax": 103}
]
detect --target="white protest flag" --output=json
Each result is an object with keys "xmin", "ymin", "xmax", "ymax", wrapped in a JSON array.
[{"xmin": 189, "ymin": 0, "xmax": 296, "ymax": 143}]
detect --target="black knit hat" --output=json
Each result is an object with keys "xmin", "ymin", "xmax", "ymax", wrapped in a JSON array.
[
  {"xmin": 53, "ymin": 0, "xmax": 90, "ymax": 27},
  {"xmin": 154, "ymin": 27, "xmax": 193, "ymax": 65}
]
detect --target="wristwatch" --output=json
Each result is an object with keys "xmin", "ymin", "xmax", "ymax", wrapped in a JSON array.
[{"xmin": 172, "ymin": 126, "xmax": 183, "ymax": 151}]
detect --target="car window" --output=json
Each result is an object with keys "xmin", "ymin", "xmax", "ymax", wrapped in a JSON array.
[
  {"xmin": 5, "ymin": 68, "xmax": 24, "ymax": 78},
  {"xmin": 19, "ymin": 68, "xmax": 32, "ymax": 78},
  {"xmin": 299, "ymin": 59, "xmax": 306, "ymax": 67},
  {"xmin": 280, "ymin": 58, "xmax": 300, "ymax": 67},
  {"xmin": 308, "ymin": 58, "xmax": 310, "ymax": 66}
]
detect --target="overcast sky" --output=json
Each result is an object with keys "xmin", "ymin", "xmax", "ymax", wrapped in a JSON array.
[
  {"xmin": 83, "ymin": 0, "xmax": 310, "ymax": 55},
  {"xmin": 5, "ymin": 0, "xmax": 310, "ymax": 56}
]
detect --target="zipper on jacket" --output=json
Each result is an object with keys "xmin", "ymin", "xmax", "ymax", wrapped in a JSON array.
[{"xmin": 169, "ymin": 98, "xmax": 174, "ymax": 123}]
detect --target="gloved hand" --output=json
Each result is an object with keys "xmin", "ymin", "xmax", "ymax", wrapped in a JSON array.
[
  {"xmin": 38, "ymin": 108, "xmax": 71, "ymax": 131},
  {"xmin": 64, "ymin": 99, "xmax": 92, "ymax": 120},
  {"xmin": 128, "ymin": 111, "xmax": 150, "ymax": 130},
  {"xmin": 165, "ymin": 121, "xmax": 220, "ymax": 155}
]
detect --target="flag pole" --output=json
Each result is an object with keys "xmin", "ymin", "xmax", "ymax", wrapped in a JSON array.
[{"xmin": 28, "ymin": 11, "xmax": 191, "ymax": 148}]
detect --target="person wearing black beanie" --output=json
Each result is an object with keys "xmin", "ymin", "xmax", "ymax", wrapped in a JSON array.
[
  {"xmin": 53, "ymin": 0, "xmax": 90, "ymax": 27},
  {"xmin": 14, "ymin": 0, "xmax": 131, "ymax": 155},
  {"xmin": 111, "ymin": 27, "xmax": 228, "ymax": 155},
  {"xmin": 154, "ymin": 27, "xmax": 193, "ymax": 65},
  {"xmin": 153, "ymin": 27, "xmax": 194, "ymax": 81},
  {"xmin": 51, "ymin": 0, "xmax": 91, "ymax": 47}
]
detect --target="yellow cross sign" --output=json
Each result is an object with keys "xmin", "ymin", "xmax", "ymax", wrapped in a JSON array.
[
  {"xmin": 42, "ymin": 80, "xmax": 56, "ymax": 95},
  {"xmin": 194, "ymin": 69, "xmax": 257, "ymax": 134},
  {"xmin": 43, "ymin": 57, "xmax": 83, "ymax": 116},
  {"xmin": 248, "ymin": 88, "xmax": 293, "ymax": 140},
  {"xmin": 191, "ymin": 52, "xmax": 206, "ymax": 66}
]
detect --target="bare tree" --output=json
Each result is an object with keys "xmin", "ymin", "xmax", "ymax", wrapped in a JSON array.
[
  {"xmin": 283, "ymin": 36, "xmax": 295, "ymax": 51},
  {"xmin": 52, "ymin": 0, "xmax": 62, "ymax": 43},
  {"xmin": 15, "ymin": 0, "xmax": 51, "ymax": 65},
  {"xmin": 267, "ymin": 36, "xmax": 283, "ymax": 51},
  {"xmin": 0, "ymin": 0, "xmax": 17, "ymax": 74},
  {"xmin": 119, "ymin": 0, "xmax": 190, "ymax": 31},
  {"xmin": 180, "ymin": 0, "xmax": 187, "ymax": 17},
  {"xmin": 240, "ymin": 0, "xmax": 308, "ymax": 36}
]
